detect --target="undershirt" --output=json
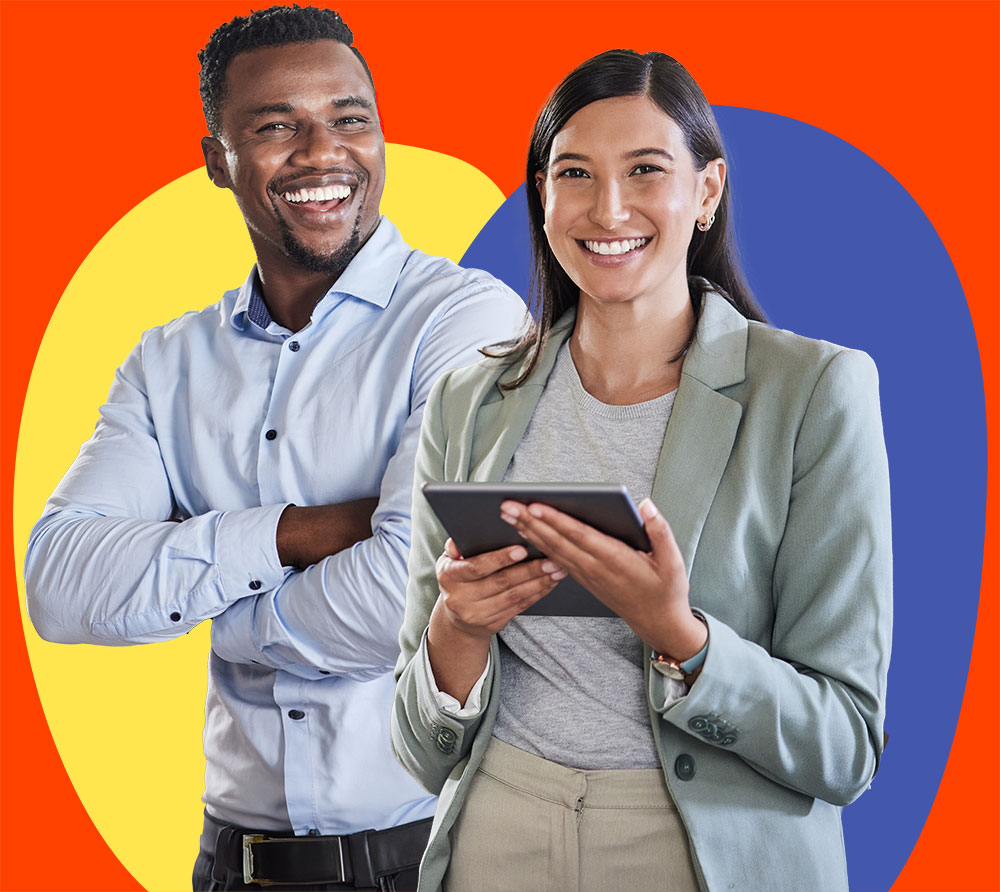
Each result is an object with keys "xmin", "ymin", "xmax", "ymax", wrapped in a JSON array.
[{"xmin": 493, "ymin": 341, "xmax": 676, "ymax": 769}]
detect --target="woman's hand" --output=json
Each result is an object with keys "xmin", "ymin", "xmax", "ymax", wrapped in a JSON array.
[
  {"xmin": 500, "ymin": 498, "xmax": 707, "ymax": 660},
  {"xmin": 427, "ymin": 539, "xmax": 565, "ymax": 704}
]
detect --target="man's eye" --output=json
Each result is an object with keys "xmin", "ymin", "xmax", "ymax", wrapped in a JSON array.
[
  {"xmin": 335, "ymin": 116, "xmax": 368, "ymax": 128},
  {"xmin": 258, "ymin": 122, "xmax": 292, "ymax": 133}
]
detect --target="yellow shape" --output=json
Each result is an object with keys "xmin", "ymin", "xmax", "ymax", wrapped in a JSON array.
[{"xmin": 13, "ymin": 144, "xmax": 503, "ymax": 892}]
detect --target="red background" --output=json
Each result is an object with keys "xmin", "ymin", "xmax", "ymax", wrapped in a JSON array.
[{"xmin": 1, "ymin": 2, "xmax": 997, "ymax": 889}]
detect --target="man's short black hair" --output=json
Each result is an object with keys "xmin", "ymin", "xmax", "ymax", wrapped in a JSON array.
[{"xmin": 198, "ymin": 4, "xmax": 374, "ymax": 137}]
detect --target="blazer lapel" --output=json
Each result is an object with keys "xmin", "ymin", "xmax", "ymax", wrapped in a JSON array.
[
  {"xmin": 465, "ymin": 292, "xmax": 749, "ymax": 575},
  {"xmin": 469, "ymin": 310, "xmax": 577, "ymax": 482},
  {"xmin": 650, "ymin": 291, "xmax": 748, "ymax": 571}
]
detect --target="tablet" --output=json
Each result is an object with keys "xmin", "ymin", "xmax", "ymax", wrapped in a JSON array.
[{"xmin": 421, "ymin": 482, "xmax": 650, "ymax": 617}]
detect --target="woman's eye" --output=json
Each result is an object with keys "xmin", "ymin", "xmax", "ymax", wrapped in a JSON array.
[
  {"xmin": 630, "ymin": 164, "xmax": 662, "ymax": 175},
  {"xmin": 557, "ymin": 168, "xmax": 589, "ymax": 179}
]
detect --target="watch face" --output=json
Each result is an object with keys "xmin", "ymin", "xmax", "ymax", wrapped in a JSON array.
[{"xmin": 651, "ymin": 659, "xmax": 686, "ymax": 681}]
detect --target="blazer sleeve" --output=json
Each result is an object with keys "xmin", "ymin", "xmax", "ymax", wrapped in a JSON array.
[
  {"xmin": 391, "ymin": 370, "xmax": 497, "ymax": 795},
  {"xmin": 656, "ymin": 348, "xmax": 892, "ymax": 807}
]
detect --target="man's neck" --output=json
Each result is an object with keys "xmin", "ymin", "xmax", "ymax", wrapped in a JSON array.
[{"xmin": 256, "ymin": 263, "xmax": 341, "ymax": 332}]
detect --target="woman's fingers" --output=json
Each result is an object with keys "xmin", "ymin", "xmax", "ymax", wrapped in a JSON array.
[
  {"xmin": 438, "ymin": 543, "xmax": 528, "ymax": 584},
  {"xmin": 638, "ymin": 498, "xmax": 685, "ymax": 574},
  {"xmin": 500, "ymin": 500, "xmax": 623, "ymax": 576}
]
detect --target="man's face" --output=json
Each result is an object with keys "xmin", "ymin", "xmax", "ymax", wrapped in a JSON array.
[{"xmin": 204, "ymin": 40, "xmax": 385, "ymax": 277}]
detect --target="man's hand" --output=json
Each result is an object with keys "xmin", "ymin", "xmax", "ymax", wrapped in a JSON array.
[{"xmin": 276, "ymin": 499, "xmax": 379, "ymax": 569}]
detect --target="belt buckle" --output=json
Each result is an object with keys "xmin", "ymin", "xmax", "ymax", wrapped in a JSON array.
[
  {"xmin": 242, "ymin": 833, "xmax": 346, "ymax": 886},
  {"xmin": 242, "ymin": 834, "xmax": 265, "ymax": 886}
]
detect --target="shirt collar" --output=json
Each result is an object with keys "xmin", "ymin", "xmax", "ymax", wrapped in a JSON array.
[{"xmin": 228, "ymin": 216, "xmax": 409, "ymax": 333}]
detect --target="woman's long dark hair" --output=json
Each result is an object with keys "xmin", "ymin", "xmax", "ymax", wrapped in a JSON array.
[{"xmin": 491, "ymin": 50, "xmax": 767, "ymax": 389}]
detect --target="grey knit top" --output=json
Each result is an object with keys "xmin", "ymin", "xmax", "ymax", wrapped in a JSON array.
[{"xmin": 494, "ymin": 341, "xmax": 676, "ymax": 769}]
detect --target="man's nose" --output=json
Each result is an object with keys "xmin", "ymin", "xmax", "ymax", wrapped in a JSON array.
[
  {"xmin": 293, "ymin": 123, "xmax": 348, "ymax": 168},
  {"xmin": 589, "ymin": 180, "xmax": 630, "ymax": 230}
]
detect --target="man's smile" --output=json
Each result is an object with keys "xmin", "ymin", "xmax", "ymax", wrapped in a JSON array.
[{"xmin": 282, "ymin": 184, "xmax": 352, "ymax": 203}]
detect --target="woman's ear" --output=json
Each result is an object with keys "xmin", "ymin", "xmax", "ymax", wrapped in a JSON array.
[
  {"xmin": 535, "ymin": 171, "xmax": 547, "ymax": 208},
  {"xmin": 699, "ymin": 157, "xmax": 726, "ymax": 218}
]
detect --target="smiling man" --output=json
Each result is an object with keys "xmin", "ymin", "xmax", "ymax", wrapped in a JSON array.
[{"xmin": 23, "ymin": 6, "xmax": 524, "ymax": 891}]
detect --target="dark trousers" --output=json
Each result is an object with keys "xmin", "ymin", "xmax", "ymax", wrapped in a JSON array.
[{"xmin": 193, "ymin": 810, "xmax": 422, "ymax": 891}]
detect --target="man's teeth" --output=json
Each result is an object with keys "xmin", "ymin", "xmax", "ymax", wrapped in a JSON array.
[
  {"xmin": 583, "ymin": 238, "xmax": 649, "ymax": 255},
  {"xmin": 282, "ymin": 185, "xmax": 352, "ymax": 203}
]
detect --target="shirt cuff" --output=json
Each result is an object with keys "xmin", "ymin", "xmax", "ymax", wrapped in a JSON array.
[
  {"xmin": 214, "ymin": 503, "xmax": 290, "ymax": 600},
  {"xmin": 422, "ymin": 637, "xmax": 491, "ymax": 717},
  {"xmin": 650, "ymin": 668, "xmax": 690, "ymax": 711}
]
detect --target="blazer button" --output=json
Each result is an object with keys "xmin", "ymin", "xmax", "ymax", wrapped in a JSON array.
[
  {"xmin": 435, "ymin": 727, "xmax": 457, "ymax": 754},
  {"xmin": 674, "ymin": 754, "xmax": 696, "ymax": 781}
]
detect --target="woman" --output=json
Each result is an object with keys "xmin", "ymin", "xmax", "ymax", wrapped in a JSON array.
[{"xmin": 392, "ymin": 50, "xmax": 891, "ymax": 892}]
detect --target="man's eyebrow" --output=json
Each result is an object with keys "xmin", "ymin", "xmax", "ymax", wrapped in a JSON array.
[
  {"xmin": 248, "ymin": 102, "xmax": 295, "ymax": 118},
  {"xmin": 246, "ymin": 96, "xmax": 374, "ymax": 118},
  {"xmin": 333, "ymin": 95, "xmax": 373, "ymax": 110}
]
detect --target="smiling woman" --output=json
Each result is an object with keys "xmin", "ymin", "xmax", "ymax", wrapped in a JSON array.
[{"xmin": 392, "ymin": 50, "xmax": 892, "ymax": 892}]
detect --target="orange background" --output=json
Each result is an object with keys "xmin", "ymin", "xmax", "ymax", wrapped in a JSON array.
[{"xmin": 1, "ymin": 1, "xmax": 996, "ymax": 890}]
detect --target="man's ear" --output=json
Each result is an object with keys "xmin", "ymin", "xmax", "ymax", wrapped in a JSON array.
[{"xmin": 201, "ymin": 136, "xmax": 232, "ymax": 190}]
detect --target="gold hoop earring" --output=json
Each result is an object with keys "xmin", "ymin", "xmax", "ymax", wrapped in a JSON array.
[{"xmin": 696, "ymin": 213, "xmax": 716, "ymax": 233}]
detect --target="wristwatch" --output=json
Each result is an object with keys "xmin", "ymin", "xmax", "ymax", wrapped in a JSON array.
[{"xmin": 651, "ymin": 618, "xmax": 708, "ymax": 682}]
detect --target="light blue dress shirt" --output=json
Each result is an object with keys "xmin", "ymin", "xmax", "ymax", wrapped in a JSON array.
[{"xmin": 25, "ymin": 217, "xmax": 527, "ymax": 834}]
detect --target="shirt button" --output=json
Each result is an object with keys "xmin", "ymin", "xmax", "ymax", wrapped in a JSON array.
[
  {"xmin": 288, "ymin": 340, "xmax": 300, "ymax": 352},
  {"xmin": 248, "ymin": 580, "xmax": 262, "ymax": 590},
  {"xmin": 288, "ymin": 709, "xmax": 305, "ymax": 721},
  {"xmin": 674, "ymin": 754, "xmax": 696, "ymax": 781},
  {"xmin": 265, "ymin": 429, "xmax": 277, "ymax": 441},
  {"xmin": 169, "ymin": 611, "xmax": 181, "ymax": 622}
]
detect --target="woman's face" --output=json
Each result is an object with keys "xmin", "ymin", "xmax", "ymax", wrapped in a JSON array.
[{"xmin": 536, "ymin": 94, "xmax": 723, "ymax": 310}]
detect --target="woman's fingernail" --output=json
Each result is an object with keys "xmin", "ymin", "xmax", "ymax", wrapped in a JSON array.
[
  {"xmin": 501, "ymin": 513, "xmax": 517, "ymax": 525},
  {"xmin": 500, "ymin": 501, "xmax": 520, "ymax": 516},
  {"xmin": 541, "ymin": 561, "xmax": 558, "ymax": 573},
  {"xmin": 528, "ymin": 504, "xmax": 544, "ymax": 518},
  {"xmin": 550, "ymin": 569, "xmax": 567, "ymax": 580},
  {"xmin": 510, "ymin": 546, "xmax": 528, "ymax": 561},
  {"xmin": 639, "ymin": 498, "xmax": 660, "ymax": 520}
]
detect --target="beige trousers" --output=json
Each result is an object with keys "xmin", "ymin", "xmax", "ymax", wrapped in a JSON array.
[{"xmin": 443, "ymin": 738, "xmax": 700, "ymax": 892}]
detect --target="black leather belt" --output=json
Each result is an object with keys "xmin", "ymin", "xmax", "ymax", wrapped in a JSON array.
[{"xmin": 209, "ymin": 813, "xmax": 432, "ymax": 888}]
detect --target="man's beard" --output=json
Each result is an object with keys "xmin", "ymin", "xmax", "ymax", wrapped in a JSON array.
[{"xmin": 276, "ymin": 212, "xmax": 363, "ymax": 278}]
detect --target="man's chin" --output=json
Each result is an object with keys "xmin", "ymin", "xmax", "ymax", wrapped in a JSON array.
[{"xmin": 281, "ymin": 232, "xmax": 361, "ymax": 277}]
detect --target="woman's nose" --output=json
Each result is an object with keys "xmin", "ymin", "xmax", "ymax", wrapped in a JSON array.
[
  {"xmin": 293, "ymin": 123, "xmax": 348, "ymax": 168},
  {"xmin": 589, "ymin": 181, "xmax": 630, "ymax": 229}
]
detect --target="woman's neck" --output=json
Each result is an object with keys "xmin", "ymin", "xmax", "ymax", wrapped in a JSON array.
[{"xmin": 570, "ymin": 289, "xmax": 695, "ymax": 405}]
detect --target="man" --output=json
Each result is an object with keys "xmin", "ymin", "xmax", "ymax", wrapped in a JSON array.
[{"xmin": 24, "ymin": 6, "xmax": 524, "ymax": 890}]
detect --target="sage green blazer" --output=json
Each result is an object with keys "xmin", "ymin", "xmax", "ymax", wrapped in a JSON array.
[{"xmin": 392, "ymin": 291, "xmax": 892, "ymax": 892}]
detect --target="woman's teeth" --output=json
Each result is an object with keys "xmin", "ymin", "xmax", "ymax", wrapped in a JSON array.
[
  {"xmin": 583, "ymin": 238, "xmax": 648, "ymax": 255},
  {"xmin": 282, "ymin": 185, "xmax": 352, "ymax": 203}
]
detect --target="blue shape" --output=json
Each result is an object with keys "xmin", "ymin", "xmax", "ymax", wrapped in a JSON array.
[{"xmin": 462, "ymin": 107, "xmax": 986, "ymax": 891}]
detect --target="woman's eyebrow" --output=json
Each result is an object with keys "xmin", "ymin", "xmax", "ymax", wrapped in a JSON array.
[
  {"xmin": 550, "ymin": 152, "xmax": 589, "ymax": 165},
  {"xmin": 624, "ymin": 147, "xmax": 675, "ymax": 161}
]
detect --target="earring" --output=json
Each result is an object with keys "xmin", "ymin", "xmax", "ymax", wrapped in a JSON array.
[{"xmin": 696, "ymin": 213, "xmax": 716, "ymax": 232}]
